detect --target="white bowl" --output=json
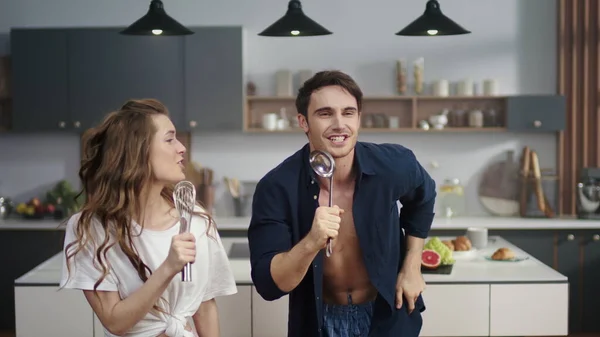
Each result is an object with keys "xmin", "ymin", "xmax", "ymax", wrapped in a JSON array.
[{"xmin": 452, "ymin": 249, "xmax": 477, "ymax": 260}]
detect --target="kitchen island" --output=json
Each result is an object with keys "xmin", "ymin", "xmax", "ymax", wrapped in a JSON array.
[
  {"xmin": 3, "ymin": 215, "xmax": 600, "ymax": 231},
  {"xmin": 14, "ymin": 236, "xmax": 567, "ymax": 337}
]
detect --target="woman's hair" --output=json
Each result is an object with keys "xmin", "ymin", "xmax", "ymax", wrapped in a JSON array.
[{"xmin": 63, "ymin": 98, "xmax": 214, "ymax": 312}]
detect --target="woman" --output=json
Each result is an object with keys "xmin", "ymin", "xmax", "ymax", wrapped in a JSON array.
[{"xmin": 60, "ymin": 99, "xmax": 237, "ymax": 337}]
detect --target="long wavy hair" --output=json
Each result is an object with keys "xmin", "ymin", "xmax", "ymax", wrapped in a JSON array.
[{"xmin": 63, "ymin": 98, "xmax": 214, "ymax": 313}]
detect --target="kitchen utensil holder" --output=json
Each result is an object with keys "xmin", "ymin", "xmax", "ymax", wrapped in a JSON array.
[
  {"xmin": 522, "ymin": 169, "xmax": 559, "ymax": 218},
  {"xmin": 230, "ymin": 181, "xmax": 257, "ymax": 217},
  {"xmin": 233, "ymin": 195, "xmax": 252, "ymax": 217}
]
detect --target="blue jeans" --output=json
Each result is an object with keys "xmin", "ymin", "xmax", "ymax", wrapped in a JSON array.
[{"xmin": 323, "ymin": 294, "xmax": 374, "ymax": 337}]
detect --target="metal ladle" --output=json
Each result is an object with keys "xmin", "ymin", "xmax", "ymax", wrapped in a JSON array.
[{"xmin": 309, "ymin": 150, "xmax": 336, "ymax": 257}]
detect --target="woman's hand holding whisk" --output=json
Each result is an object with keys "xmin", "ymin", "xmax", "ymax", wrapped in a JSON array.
[{"xmin": 164, "ymin": 233, "xmax": 196, "ymax": 276}]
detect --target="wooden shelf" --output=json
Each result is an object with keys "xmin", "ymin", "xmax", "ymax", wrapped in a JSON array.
[
  {"xmin": 245, "ymin": 95, "xmax": 508, "ymax": 132},
  {"xmin": 244, "ymin": 127, "xmax": 507, "ymax": 133},
  {"xmin": 246, "ymin": 95, "xmax": 507, "ymax": 101}
]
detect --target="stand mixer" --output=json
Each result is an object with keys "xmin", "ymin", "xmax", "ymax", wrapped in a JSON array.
[{"xmin": 576, "ymin": 167, "xmax": 600, "ymax": 219}]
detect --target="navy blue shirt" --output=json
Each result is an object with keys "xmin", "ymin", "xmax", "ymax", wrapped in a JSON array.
[{"xmin": 247, "ymin": 141, "xmax": 436, "ymax": 337}]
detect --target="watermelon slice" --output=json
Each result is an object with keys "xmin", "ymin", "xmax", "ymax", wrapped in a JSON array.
[{"xmin": 422, "ymin": 249, "xmax": 442, "ymax": 269}]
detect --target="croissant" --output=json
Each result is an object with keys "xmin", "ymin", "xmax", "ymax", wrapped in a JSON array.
[
  {"xmin": 442, "ymin": 240, "xmax": 454, "ymax": 251},
  {"xmin": 491, "ymin": 247, "xmax": 515, "ymax": 260},
  {"xmin": 452, "ymin": 236, "xmax": 472, "ymax": 251}
]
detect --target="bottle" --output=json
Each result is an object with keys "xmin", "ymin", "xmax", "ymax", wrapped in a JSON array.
[{"xmin": 438, "ymin": 178, "xmax": 466, "ymax": 218}]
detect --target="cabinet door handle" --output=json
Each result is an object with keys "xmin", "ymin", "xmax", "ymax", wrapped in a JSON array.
[
  {"xmin": 189, "ymin": 120, "xmax": 197, "ymax": 128},
  {"xmin": 567, "ymin": 234, "xmax": 575, "ymax": 241},
  {"xmin": 58, "ymin": 121, "xmax": 66, "ymax": 128},
  {"xmin": 73, "ymin": 121, "xmax": 81, "ymax": 128},
  {"xmin": 533, "ymin": 120, "xmax": 542, "ymax": 128},
  {"xmin": 593, "ymin": 234, "xmax": 599, "ymax": 241}
]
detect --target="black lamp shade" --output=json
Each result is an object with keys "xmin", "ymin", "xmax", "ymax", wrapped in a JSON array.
[
  {"xmin": 120, "ymin": 0, "xmax": 193, "ymax": 36},
  {"xmin": 396, "ymin": 0, "xmax": 470, "ymax": 36},
  {"xmin": 259, "ymin": 0, "xmax": 332, "ymax": 37}
]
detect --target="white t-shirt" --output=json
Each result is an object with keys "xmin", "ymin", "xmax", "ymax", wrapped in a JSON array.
[{"xmin": 59, "ymin": 206, "xmax": 237, "ymax": 337}]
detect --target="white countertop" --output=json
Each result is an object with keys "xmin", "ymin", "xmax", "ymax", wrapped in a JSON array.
[
  {"xmin": 0, "ymin": 216, "xmax": 251, "ymax": 231},
  {"xmin": 0, "ymin": 218, "xmax": 67, "ymax": 230},
  {"xmin": 430, "ymin": 216, "xmax": 600, "ymax": 230},
  {"xmin": 15, "ymin": 236, "xmax": 567, "ymax": 287},
  {"xmin": 422, "ymin": 236, "xmax": 567, "ymax": 283},
  {"xmin": 3, "ymin": 214, "xmax": 600, "ymax": 231}
]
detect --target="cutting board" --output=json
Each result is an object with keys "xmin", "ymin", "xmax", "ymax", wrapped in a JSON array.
[
  {"xmin": 478, "ymin": 150, "xmax": 520, "ymax": 216},
  {"xmin": 421, "ymin": 264, "xmax": 454, "ymax": 275}
]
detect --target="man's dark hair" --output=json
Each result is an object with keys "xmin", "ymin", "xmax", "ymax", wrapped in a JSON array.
[{"xmin": 295, "ymin": 70, "xmax": 363, "ymax": 118}]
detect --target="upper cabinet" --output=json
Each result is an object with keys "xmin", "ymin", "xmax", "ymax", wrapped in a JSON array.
[
  {"xmin": 184, "ymin": 27, "xmax": 244, "ymax": 131},
  {"xmin": 505, "ymin": 95, "xmax": 566, "ymax": 132},
  {"xmin": 67, "ymin": 28, "xmax": 185, "ymax": 130},
  {"xmin": 7, "ymin": 27, "xmax": 563, "ymax": 135},
  {"xmin": 11, "ymin": 29, "xmax": 70, "ymax": 132},
  {"xmin": 8, "ymin": 26, "xmax": 245, "ymax": 133}
]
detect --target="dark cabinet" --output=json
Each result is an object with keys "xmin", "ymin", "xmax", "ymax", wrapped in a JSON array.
[
  {"xmin": 9, "ymin": 26, "xmax": 244, "ymax": 133},
  {"xmin": 67, "ymin": 28, "xmax": 185, "ymax": 130},
  {"xmin": 183, "ymin": 26, "xmax": 244, "ymax": 131},
  {"xmin": 10, "ymin": 29, "xmax": 70, "ymax": 132},
  {"xmin": 580, "ymin": 233, "xmax": 600, "ymax": 333},
  {"xmin": 0, "ymin": 229, "xmax": 64, "ymax": 330},
  {"xmin": 505, "ymin": 95, "xmax": 566, "ymax": 132},
  {"xmin": 553, "ymin": 232, "xmax": 580, "ymax": 334}
]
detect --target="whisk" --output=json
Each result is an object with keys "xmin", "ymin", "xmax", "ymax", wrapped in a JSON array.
[{"xmin": 173, "ymin": 180, "xmax": 196, "ymax": 282}]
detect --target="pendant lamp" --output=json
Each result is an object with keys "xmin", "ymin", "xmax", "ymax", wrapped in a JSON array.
[
  {"xmin": 259, "ymin": 0, "xmax": 332, "ymax": 37},
  {"xmin": 396, "ymin": 0, "xmax": 470, "ymax": 36},
  {"xmin": 120, "ymin": 0, "xmax": 193, "ymax": 36}
]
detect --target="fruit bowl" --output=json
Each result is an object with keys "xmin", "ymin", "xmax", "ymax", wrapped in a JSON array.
[{"xmin": 13, "ymin": 195, "xmax": 67, "ymax": 220}]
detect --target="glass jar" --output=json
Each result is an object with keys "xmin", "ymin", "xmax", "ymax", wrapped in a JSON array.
[{"xmin": 438, "ymin": 178, "xmax": 466, "ymax": 218}]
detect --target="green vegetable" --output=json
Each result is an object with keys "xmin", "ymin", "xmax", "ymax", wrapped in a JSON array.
[
  {"xmin": 45, "ymin": 180, "xmax": 84, "ymax": 216},
  {"xmin": 424, "ymin": 237, "xmax": 455, "ymax": 265}
]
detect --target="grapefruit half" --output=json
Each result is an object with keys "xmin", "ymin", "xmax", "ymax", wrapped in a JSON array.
[{"xmin": 422, "ymin": 249, "xmax": 442, "ymax": 269}]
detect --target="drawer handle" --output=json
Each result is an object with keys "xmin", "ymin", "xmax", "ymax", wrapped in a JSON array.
[{"xmin": 533, "ymin": 120, "xmax": 542, "ymax": 128}]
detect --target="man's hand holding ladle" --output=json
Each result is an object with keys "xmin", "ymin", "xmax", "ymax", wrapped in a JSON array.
[{"xmin": 307, "ymin": 205, "xmax": 344, "ymax": 253}]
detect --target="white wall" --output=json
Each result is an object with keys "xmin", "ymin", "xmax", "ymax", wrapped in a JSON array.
[
  {"xmin": 0, "ymin": 0, "xmax": 558, "ymax": 216},
  {"xmin": 192, "ymin": 131, "xmax": 556, "ymax": 216}
]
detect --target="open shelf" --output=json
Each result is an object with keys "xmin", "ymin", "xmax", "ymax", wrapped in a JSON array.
[
  {"xmin": 244, "ymin": 95, "xmax": 507, "ymax": 133},
  {"xmin": 244, "ymin": 127, "xmax": 507, "ymax": 133}
]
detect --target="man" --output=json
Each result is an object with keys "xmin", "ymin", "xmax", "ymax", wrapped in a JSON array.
[{"xmin": 247, "ymin": 70, "xmax": 436, "ymax": 337}]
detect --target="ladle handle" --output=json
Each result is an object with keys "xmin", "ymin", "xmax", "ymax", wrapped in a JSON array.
[{"xmin": 326, "ymin": 177, "xmax": 333, "ymax": 257}]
